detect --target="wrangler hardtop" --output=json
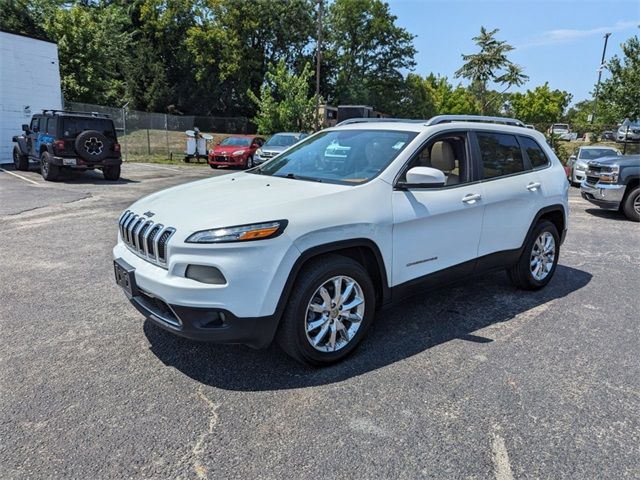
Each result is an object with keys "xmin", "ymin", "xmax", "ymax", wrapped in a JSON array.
[{"xmin": 12, "ymin": 109, "xmax": 122, "ymax": 181}]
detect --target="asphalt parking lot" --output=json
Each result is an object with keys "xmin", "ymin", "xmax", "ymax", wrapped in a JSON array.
[{"xmin": 1, "ymin": 163, "xmax": 639, "ymax": 479}]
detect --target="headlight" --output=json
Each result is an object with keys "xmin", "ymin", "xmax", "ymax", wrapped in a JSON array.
[
  {"xmin": 598, "ymin": 165, "xmax": 619, "ymax": 184},
  {"xmin": 232, "ymin": 150, "xmax": 245, "ymax": 156},
  {"xmin": 256, "ymin": 148, "xmax": 263, "ymax": 156},
  {"xmin": 186, "ymin": 220, "xmax": 288, "ymax": 243},
  {"xmin": 575, "ymin": 163, "xmax": 586, "ymax": 171}
]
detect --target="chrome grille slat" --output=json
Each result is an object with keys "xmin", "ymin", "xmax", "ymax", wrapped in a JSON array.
[{"xmin": 118, "ymin": 211, "xmax": 175, "ymax": 269}]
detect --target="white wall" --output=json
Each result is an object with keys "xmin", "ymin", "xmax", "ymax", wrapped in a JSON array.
[{"xmin": 0, "ymin": 31, "xmax": 62, "ymax": 163}]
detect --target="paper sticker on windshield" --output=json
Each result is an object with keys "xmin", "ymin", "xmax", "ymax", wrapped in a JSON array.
[{"xmin": 392, "ymin": 141, "xmax": 406, "ymax": 150}]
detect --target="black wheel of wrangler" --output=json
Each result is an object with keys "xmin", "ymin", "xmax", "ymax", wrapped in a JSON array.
[
  {"xmin": 40, "ymin": 151, "xmax": 59, "ymax": 181},
  {"xmin": 507, "ymin": 220, "xmax": 560, "ymax": 290},
  {"xmin": 622, "ymin": 186, "xmax": 640, "ymax": 222},
  {"xmin": 276, "ymin": 254, "xmax": 376, "ymax": 366},
  {"xmin": 103, "ymin": 165, "xmax": 121, "ymax": 181},
  {"xmin": 13, "ymin": 146, "xmax": 28, "ymax": 171}
]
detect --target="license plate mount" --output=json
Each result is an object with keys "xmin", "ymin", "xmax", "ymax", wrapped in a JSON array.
[{"xmin": 114, "ymin": 258, "xmax": 138, "ymax": 298}]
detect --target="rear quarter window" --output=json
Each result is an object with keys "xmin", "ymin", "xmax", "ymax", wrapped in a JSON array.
[{"xmin": 519, "ymin": 136, "xmax": 550, "ymax": 169}]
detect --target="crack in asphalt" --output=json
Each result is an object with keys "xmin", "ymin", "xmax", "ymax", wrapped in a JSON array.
[{"xmin": 177, "ymin": 386, "xmax": 220, "ymax": 480}]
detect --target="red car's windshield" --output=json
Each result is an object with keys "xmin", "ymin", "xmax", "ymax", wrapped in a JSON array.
[{"xmin": 220, "ymin": 137, "xmax": 252, "ymax": 147}]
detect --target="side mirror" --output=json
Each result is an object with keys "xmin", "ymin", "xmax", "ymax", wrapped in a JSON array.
[
  {"xmin": 22, "ymin": 124, "xmax": 29, "ymax": 132},
  {"xmin": 396, "ymin": 167, "xmax": 446, "ymax": 189}
]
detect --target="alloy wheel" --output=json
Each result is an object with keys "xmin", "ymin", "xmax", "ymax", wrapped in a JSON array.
[
  {"xmin": 634, "ymin": 194, "xmax": 640, "ymax": 214},
  {"xmin": 305, "ymin": 275, "xmax": 365, "ymax": 352},
  {"xmin": 530, "ymin": 231, "xmax": 556, "ymax": 281}
]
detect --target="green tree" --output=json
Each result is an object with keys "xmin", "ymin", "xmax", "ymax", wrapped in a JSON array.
[
  {"xmin": 47, "ymin": 4, "xmax": 132, "ymax": 105},
  {"xmin": 326, "ymin": 0, "xmax": 416, "ymax": 114},
  {"xmin": 599, "ymin": 33, "xmax": 640, "ymax": 121},
  {"xmin": 248, "ymin": 60, "xmax": 318, "ymax": 134},
  {"xmin": 456, "ymin": 27, "xmax": 528, "ymax": 114},
  {"xmin": 508, "ymin": 83, "xmax": 572, "ymax": 126}
]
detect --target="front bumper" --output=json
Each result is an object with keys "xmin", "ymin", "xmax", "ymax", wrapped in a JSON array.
[
  {"xmin": 113, "ymin": 235, "xmax": 300, "ymax": 347},
  {"xmin": 129, "ymin": 290, "xmax": 277, "ymax": 348},
  {"xmin": 580, "ymin": 181, "xmax": 625, "ymax": 210},
  {"xmin": 208, "ymin": 155, "xmax": 245, "ymax": 166}
]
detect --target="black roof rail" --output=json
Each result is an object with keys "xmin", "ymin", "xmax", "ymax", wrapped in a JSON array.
[
  {"xmin": 336, "ymin": 118, "xmax": 428, "ymax": 126},
  {"xmin": 41, "ymin": 109, "xmax": 111, "ymax": 119},
  {"xmin": 425, "ymin": 115, "xmax": 525, "ymax": 127},
  {"xmin": 336, "ymin": 115, "xmax": 525, "ymax": 128}
]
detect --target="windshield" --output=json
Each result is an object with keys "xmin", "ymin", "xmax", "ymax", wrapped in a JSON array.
[
  {"xmin": 579, "ymin": 148, "xmax": 619, "ymax": 160},
  {"xmin": 264, "ymin": 134, "xmax": 305, "ymax": 148},
  {"xmin": 254, "ymin": 129, "xmax": 417, "ymax": 185},
  {"xmin": 220, "ymin": 137, "xmax": 252, "ymax": 147}
]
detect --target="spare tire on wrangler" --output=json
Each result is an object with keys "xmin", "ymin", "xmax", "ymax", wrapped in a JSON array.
[{"xmin": 75, "ymin": 130, "xmax": 112, "ymax": 162}]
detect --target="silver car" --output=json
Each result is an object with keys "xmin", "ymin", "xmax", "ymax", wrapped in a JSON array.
[
  {"xmin": 568, "ymin": 146, "xmax": 621, "ymax": 185},
  {"xmin": 617, "ymin": 120, "xmax": 640, "ymax": 143},
  {"xmin": 254, "ymin": 132, "xmax": 309, "ymax": 165}
]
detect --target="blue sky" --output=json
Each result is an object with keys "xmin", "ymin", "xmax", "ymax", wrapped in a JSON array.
[{"xmin": 386, "ymin": 0, "xmax": 640, "ymax": 104}]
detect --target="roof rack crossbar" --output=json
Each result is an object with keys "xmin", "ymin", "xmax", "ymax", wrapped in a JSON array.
[
  {"xmin": 41, "ymin": 109, "xmax": 111, "ymax": 118},
  {"xmin": 425, "ymin": 115, "xmax": 525, "ymax": 127}
]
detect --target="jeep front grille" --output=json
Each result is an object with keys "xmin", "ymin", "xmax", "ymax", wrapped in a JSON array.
[{"xmin": 118, "ymin": 210, "xmax": 175, "ymax": 268}]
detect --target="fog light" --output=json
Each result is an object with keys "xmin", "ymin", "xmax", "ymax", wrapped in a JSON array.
[
  {"xmin": 185, "ymin": 265, "xmax": 226, "ymax": 284},
  {"xmin": 600, "ymin": 189, "xmax": 607, "ymax": 198}
]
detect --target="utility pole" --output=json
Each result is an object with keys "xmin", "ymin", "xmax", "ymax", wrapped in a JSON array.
[
  {"xmin": 591, "ymin": 32, "xmax": 611, "ymax": 124},
  {"xmin": 315, "ymin": 0, "xmax": 323, "ymax": 130}
]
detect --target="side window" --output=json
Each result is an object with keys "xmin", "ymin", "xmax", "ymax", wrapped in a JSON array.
[
  {"xmin": 45, "ymin": 118, "xmax": 55, "ymax": 135},
  {"xmin": 477, "ymin": 132, "xmax": 525, "ymax": 179},
  {"xmin": 30, "ymin": 117, "xmax": 40, "ymax": 132},
  {"xmin": 400, "ymin": 133, "xmax": 468, "ymax": 186},
  {"xmin": 519, "ymin": 136, "xmax": 550, "ymax": 169}
]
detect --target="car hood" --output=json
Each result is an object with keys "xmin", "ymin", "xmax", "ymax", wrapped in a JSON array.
[
  {"xmin": 212, "ymin": 145, "xmax": 249, "ymax": 154},
  {"xmin": 260, "ymin": 145, "xmax": 288, "ymax": 154},
  {"xmin": 127, "ymin": 173, "xmax": 353, "ymax": 238},
  {"xmin": 589, "ymin": 155, "xmax": 640, "ymax": 167}
]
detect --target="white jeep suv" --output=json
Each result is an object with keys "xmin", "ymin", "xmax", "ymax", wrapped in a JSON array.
[{"xmin": 113, "ymin": 115, "xmax": 569, "ymax": 365}]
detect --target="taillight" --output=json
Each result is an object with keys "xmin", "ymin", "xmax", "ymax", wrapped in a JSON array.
[
  {"xmin": 113, "ymin": 143, "xmax": 121, "ymax": 153},
  {"xmin": 54, "ymin": 140, "xmax": 65, "ymax": 153}
]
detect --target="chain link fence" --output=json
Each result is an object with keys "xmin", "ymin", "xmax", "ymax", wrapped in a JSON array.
[{"xmin": 65, "ymin": 101, "xmax": 254, "ymax": 161}]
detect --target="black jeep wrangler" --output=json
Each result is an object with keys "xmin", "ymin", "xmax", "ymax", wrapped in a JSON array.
[{"xmin": 12, "ymin": 110, "xmax": 122, "ymax": 181}]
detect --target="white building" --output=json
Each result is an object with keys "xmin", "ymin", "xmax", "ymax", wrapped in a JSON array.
[{"xmin": 0, "ymin": 31, "xmax": 62, "ymax": 163}]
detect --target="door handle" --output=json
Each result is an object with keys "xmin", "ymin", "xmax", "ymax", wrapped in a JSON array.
[
  {"xmin": 527, "ymin": 182, "xmax": 541, "ymax": 191},
  {"xmin": 462, "ymin": 193, "xmax": 482, "ymax": 204}
]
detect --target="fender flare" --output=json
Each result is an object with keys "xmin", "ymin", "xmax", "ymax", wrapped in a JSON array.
[
  {"xmin": 12, "ymin": 136, "xmax": 28, "ymax": 155},
  {"xmin": 272, "ymin": 238, "xmax": 391, "ymax": 325}
]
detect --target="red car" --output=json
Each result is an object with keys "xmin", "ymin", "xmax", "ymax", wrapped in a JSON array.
[{"xmin": 208, "ymin": 135, "xmax": 265, "ymax": 169}]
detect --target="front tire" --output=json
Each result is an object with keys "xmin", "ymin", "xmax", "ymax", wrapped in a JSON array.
[
  {"xmin": 622, "ymin": 186, "xmax": 640, "ymax": 222},
  {"xmin": 276, "ymin": 254, "xmax": 376, "ymax": 366},
  {"xmin": 13, "ymin": 146, "xmax": 28, "ymax": 171},
  {"xmin": 103, "ymin": 165, "xmax": 121, "ymax": 181},
  {"xmin": 507, "ymin": 220, "xmax": 560, "ymax": 290},
  {"xmin": 40, "ymin": 151, "xmax": 60, "ymax": 181},
  {"xmin": 246, "ymin": 156, "xmax": 254, "ymax": 169}
]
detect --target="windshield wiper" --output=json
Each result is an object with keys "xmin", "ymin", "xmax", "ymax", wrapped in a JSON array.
[{"xmin": 275, "ymin": 173, "xmax": 323, "ymax": 182}]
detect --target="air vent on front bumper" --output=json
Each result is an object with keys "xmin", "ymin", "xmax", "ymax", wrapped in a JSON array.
[{"xmin": 118, "ymin": 210, "xmax": 176, "ymax": 268}]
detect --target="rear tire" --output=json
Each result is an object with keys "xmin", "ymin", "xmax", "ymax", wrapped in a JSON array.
[
  {"xmin": 103, "ymin": 165, "xmax": 121, "ymax": 181},
  {"xmin": 13, "ymin": 146, "xmax": 28, "ymax": 171},
  {"xmin": 40, "ymin": 151, "xmax": 59, "ymax": 181},
  {"xmin": 622, "ymin": 186, "xmax": 640, "ymax": 222},
  {"xmin": 276, "ymin": 254, "xmax": 376, "ymax": 366},
  {"xmin": 507, "ymin": 220, "xmax": 560, "ymax": 290}
]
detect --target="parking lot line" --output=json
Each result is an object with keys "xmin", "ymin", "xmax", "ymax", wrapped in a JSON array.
[
  {"xmin": 0, "ymin": 167, "xmax": 41, "ymax": 186},
  {"xmin": 132, "ymin": 163, "xmax": 184, "ymax": 173}
]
